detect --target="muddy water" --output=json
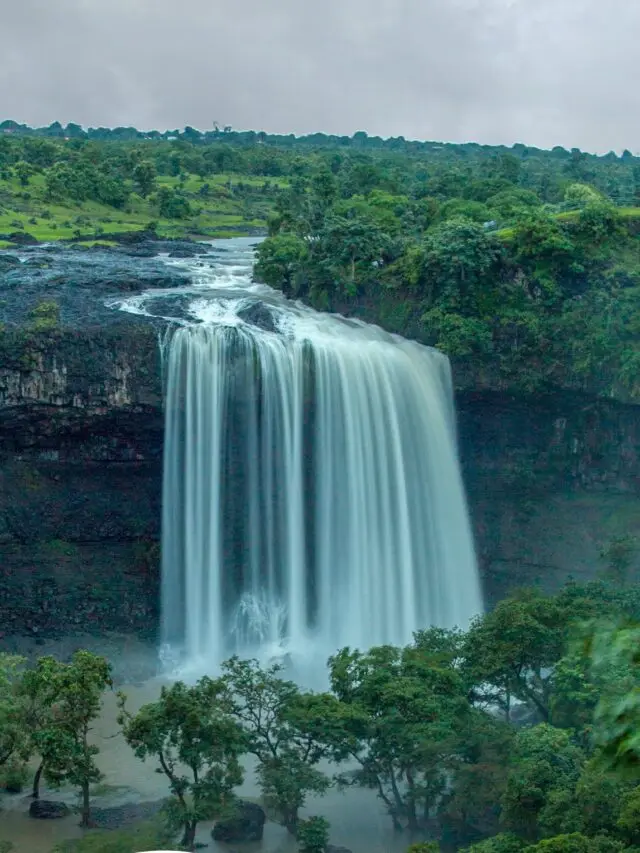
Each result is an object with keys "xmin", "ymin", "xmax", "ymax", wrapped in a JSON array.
[{"xmin": 0, "ymin": 669, "xmax": 407, "ymax": 853}]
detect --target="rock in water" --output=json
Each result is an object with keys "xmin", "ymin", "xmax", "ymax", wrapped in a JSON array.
[
  {"xmin": 168, "ymin": 248, "xmax": 197, "ymax": 258},
  {"xmin": 0, "ymin": 254, "xmax": 21, "ymax": 272},
  {"xmin": 212, "ymin": 801, "xmax": 266, "ymax": 842},
  {"xmin": 29, "ymin": 800, "xmax": 71, "ymax": 819},
  {"xmin": 237, "ymin": 300, "xmax": 278, "ymax": 333},
  {"xmin": 327, "ymin": 846, "xmax": 353, "ymax": 853}
]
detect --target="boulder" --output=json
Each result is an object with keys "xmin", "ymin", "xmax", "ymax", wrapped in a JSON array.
[
  {"xmin": 212, "ymin": 800, "xmax": 266, "ymax": 842},
  {"xmin": 0, "ymin": 254, "xmax": 21, "ymax": 272},
  {"xmin": 237, "ymin": 300, "xmax": 278, "ymax": 333},
  {"xmin": 29, "ymin": 800, "xmax": 71, "ymax": 820},
  {"xmin": 168, "ymin": 248, "xmax": 197, "ymax": 258},
  {"xmin": 6, "ymin": 231, "xmax": 38, "ymax": 246}
]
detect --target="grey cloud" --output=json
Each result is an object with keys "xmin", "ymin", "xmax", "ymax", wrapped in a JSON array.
[{"xmin": 1, "ymin": 0, "xmax": 639, "ymax": 152}]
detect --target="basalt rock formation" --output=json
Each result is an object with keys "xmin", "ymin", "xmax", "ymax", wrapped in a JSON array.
[{"xmin": 1, "ymin": 243, "xmax": 639, "ymax": 639}]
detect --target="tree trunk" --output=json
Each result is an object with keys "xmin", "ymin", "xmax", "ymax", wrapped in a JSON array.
[
  {"xmin": 405, "ymin": 769, "xmax": 419, "ymax": 832},
  {"xmin": 283, "ymin": 806, "xmax": 298, "ymax": 835},
  {"xmin": 80, "ymin": 782, "xmax": 91, "ymax": 828},
  {"xmin": 32, "ymin": 761, "xmax": 44, "ymax": 800},
  {"xmin": 181, "ymin": 820, "xmax": 197, "ymax": 851}
]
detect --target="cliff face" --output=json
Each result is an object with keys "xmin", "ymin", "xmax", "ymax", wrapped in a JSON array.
[
  {"xmin": 2, "ymin": 319, "xmax": 640, "ymax": 637},
  {"xmin": 0, "ymin": 325, "xmax": 164, "ymax": 639},
  {"xmin": 457, "ymin": 391, "xmax": 640, "ymax": 603}
]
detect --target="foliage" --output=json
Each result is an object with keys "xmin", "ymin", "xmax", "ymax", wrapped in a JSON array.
[
  {"xmin": 221, "ymin": 657, "xmax": 336, "ymax": 832},
  {"xmin": 327, "ymin": 634, "xmax": 474, "ymax": 832},
  {"xmin": 0, "ymin": 654, "xmax": 26, "ymax": 768},
  {"xmin": 297, "ymin": 816, "xmax": 331, "ymax": 853},
  {"xmin": 0, "ymin": 757, "xmax": 29, "ymax": 792},
  {"xmin": 29, "ymin": 652, "xmax": 112, "ymax": 827},
  {"xmin": 3, "ymin": 582, "xmax": 640, "ymax": 851},
  {"xmin": 27, "ymin": 299, "xmax": 60, "ymax": 332},
  {"xmin": 462, "ymin": 591, "xmax": 568, "ymax": 722},
  {"xmin": 500, "ymin": 724, "xmax": 584, "ymax": 840},
  {"xmin": 118, "ymin": 676, "xmax": 245, "ymax": 850}
]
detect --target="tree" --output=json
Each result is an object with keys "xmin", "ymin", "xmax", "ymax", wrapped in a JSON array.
[
  {"xmin": 17, "ymin": 661, "xmax": 59, "ymax": 799},
  {"xmin": 156, "ymin": 186, "xmax": 191, "ymax": 219},
  {"xmin": 584, "ymin": 621, "xmax": 640, "ymax": 777},
  {"xmin": 297, "ymin": 816, "xmax": 330, "ymax": 853},
  {"xmin": 0, "ymin": 655, "xmax": 26, "ymax": 769},
  {"xmin": 327, "ymin": 638, "xmax": 472, "ymax": 832},
  {"xmin": 118, "ymin": 676, "xmax": 245, "ymax": 851},
  {"xmin": 462, "ymin": 591, "xmax": 568, "ymax": 722},
  {"xmin": 13, "ymin": 160, "xmax": 35, "ymax": 187},
  {"xmin": 500, "ymin": 724, "xmax": 584, "ymax": 841},
  {"xmin": 33, "ymin": 651, "xmax": 112, "ymax": 827},
  {"xmin": 254, "ymin": 233, "xmax": 309, "ymax": 294},
  {"xmin": 222, "ymin": 657, "xmax": 336, "ymax": 833},
  {"xmin": 419, "ymin": 217, "xmax": 502, "ymax": 314}
]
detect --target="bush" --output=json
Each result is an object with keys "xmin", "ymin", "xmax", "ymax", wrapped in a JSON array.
[
  {"xmin": 0, "ymin": 759, "xmax": 29, "ymax": 793},
  {"xmin": 298, "ymin": 816, "xmax": 330, "ymax": 853},
  {"xmin": 28, "ymin": 300, "xmax": 60, "ymax": 332}
]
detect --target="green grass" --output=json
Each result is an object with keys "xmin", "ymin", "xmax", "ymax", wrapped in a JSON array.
[
  {"xmin": 495, "ymin": 207, "xmax": 640, "ymax": 241},
  {"xmin": 0, "ymin": 169, "xmax": 278, "ymax": 245}
]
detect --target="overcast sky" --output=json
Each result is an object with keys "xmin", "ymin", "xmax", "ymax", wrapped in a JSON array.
[{"xmin": 2, "ymin": 0, "xmax": 638, "ymax": 153}]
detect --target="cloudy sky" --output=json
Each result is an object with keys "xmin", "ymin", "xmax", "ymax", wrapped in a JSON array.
[{"xmin": 2, "ymin": 0, "xmax": 638, "ymax": 153}]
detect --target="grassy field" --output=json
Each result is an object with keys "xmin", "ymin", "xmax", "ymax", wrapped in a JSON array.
[{"xmin": 0, "ymin": 171, "xmax": 285, "ymax": 248}]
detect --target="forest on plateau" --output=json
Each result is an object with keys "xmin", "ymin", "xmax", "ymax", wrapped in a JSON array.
[
  {"xmin": 3, "ymin": 582, "xmax": 640, "ymax": 853},
  {"xmin": 2, "ymin": 120, "xmax": 639, "ymax": 398}
]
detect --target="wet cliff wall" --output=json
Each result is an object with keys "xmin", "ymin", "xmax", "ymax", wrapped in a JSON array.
[
  {"xmin": 0, "ymin": 325, "xmax": 164, "ymax": 638},
  {"xmin": 2, "ymin": 324, "xmax": 640, "ymax": 638}
]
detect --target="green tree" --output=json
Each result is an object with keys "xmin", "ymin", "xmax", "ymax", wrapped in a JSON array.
[
  {"xmin": 328, "ymin": 640, "xmax": 472, "ymax": 832},
  {"xmin": 156, "ymin": 186, "xmax": 191, "ymax": 219},
  {"xmin": 462, "ymin": 591, "xmax": 568, "ymax": 722},
  {"xmin": 585, "ymin": 622, "xmax": 640, "ymax": 777},
  {"xmin": 500, "ymin": 724, "xmax": 584, "ymax": 841},
  {"xmin": 254, "ymin": 233, "xmax": 309, "ymax": 294},
  {"xmin": 297, "ymin": 816, "xmax": 330, "ymax": 853},
  {"xmin": 222, "ymin": 658, "xmax": 336, "ymax": 833},
  {"xmin": 33, "ymin": 652, "xmax": 112, "ymax": 827},
  {"xmin": 118, "ymin": 676, "xmax": 245, "ymax": 851},
  {"xmin": 419, "ymin": 217, "xmax": 502, "ymax": 314},
  {"xmin": 464, "ymin": 832, "xmax": 525, "ymax": 853},
  {"xmin": 0, "ymin": 655, "xmax": 26, "ymax": 769},
  {"xmin": 13, "ymin": 160, "xmax": 35, "ymax": 187}
]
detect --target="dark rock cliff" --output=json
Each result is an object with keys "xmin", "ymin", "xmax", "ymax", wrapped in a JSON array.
[
  {"xmin": 0, "ymin": 324, "xmax": 164, "ymax": 638},
  {"xmin": 3, "ymin": 328, "xmax": 640, "ymax": 637},
  {"xmin": 2, "ymin": 243, "xmax": 640, "ymax": 637}
]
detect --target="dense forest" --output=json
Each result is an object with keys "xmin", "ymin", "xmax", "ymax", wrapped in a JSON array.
[
  {"xmin": 3, "ymin": 581, "xmax": 640, "ymax": 853},
  {"xmin": 2, "ymin": 121, "xmax": 640, "ymax": 397}
]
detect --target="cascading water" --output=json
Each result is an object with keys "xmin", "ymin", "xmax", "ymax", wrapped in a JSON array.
[{"xmin": 114, "ymin": 238, "xmax": 482, "ymax": 673}]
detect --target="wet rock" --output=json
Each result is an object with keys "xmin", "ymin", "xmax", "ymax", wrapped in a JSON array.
[
  {"xmin": 168, "ymin": 248, "xmax": 197, "ymax": 258},
  {"xmin": 237, "ymin": 300, "xmax": 278, "ymax": 333},
  {"xmin": 0, "ymin": 246, "xmax": 191, "ymax": 327},
  {"xmin": 327, "ymin": 846, "xmax": 353, "ymax": 853},
  {"xmin": 29, "ymin": 800, "xmax": 71, "ymax": 819},
  {"xmin": 212, "ymin": 801, "xmax": 266, "ymax": 842},
  {"xmin": 121, "ymin": 247, "xmax": 158, "ymax": 258},
  {"xmin": 5, "ymin": 231, "xmax": 38, "ymax": 246},
  {"xmin": 0, "ymin": 254, "xmax": 21, "ymax": 272}
]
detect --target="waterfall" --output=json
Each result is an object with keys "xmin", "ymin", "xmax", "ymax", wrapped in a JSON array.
[{"xmin": 161, "ymin": 302, "xmax": 482, "ymax": 673}]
